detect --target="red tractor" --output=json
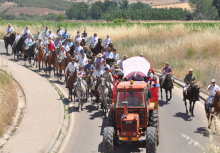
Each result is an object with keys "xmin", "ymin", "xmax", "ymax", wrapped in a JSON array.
[{"xmin": 103, "ymin": 80, "xmax": 159, "ymax": 153}]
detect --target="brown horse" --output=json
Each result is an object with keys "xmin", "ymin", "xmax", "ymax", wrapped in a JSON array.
[
  {"xmin": 67, "ymin": 69, "xmax": 77, "ymax": 101},
  {"xmin": 36, "ymin": 46, "xmax": 45, "ymax": 71},
  {"xmin": 205, "ymin": 91, "xmax": 220, "ymax": 129},
  {"xmin": 4, "ymin": 32, "xmax": 16, "ymax": 54},
  {"xmin": 46, "ymin": 51, "xmax": 56, "ymax": 76},
  {"xmin": 85, "ymin": 73, "xmax": 94, "ymax": 102},
  {"xmin": 55, "ymin": 56, "xmax": 71, "ymax": 80},
  {"xmin": 91, "ymin": 38, "xmax": 103, "ymax": 56},
  {"xmin": 92, "ymin": 78, "xmax": 101, "ymax": 108},
  {"xmin": 80, "ymin": 39, "xmax": 86, "ymax": 47}
]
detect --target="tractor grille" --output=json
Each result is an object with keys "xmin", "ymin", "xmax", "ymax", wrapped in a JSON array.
[{"xmin": 122, "ymin": 121, "xmax": 137, "ymax": 131}]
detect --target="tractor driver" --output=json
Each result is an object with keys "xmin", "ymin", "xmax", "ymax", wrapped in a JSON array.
[{"xmin": 127, "ymin": 92, "xmax": 140, "ymax": 106}]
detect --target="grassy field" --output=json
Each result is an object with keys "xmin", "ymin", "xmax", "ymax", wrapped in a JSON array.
[
  {"xmin": 1, "ymin": 21, "xmax": 220, "ymax": 89},
  {"xmin": 0, "ymin": 65, "xmax": 18, "ymax": 137}
]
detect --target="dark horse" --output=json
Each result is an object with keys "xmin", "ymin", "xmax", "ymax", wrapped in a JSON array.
[
  {"xmin": 23, "ymin": 43, "xmax": 36, "ymax": 66},
  {"xmin": 92, "ymin": 78, "xmax": 101, "ymax": 108},
  {"xmin": 160, "ymin": 74, "xmax": 173, "ymax": 103},
  {"xmin": 67, "ymin": 69, "xmax": 77, "ymax": 101},
  {"xmin": 80, "ymin": 39, "xmax": 86, "ymax": 47},
  {"xmin": 91, "ymin": 38, "xmax": 103, "ymax": 56},
  {"xmin": 4, "ymin": 33, "xmax": 16, "ymax": 54},
  {"xmin": 12, "ymin": 37, "xmax": 25, "ymax": 60},
  {"xmin": 205, "ymin": 91, "xmax": 220, "ymax": 129},
  {"xmin": 69, "ymin": 45, "xmax": 75, "ymax": 57},
  {"xmin": 184, "ymin": 84, "xmax": 200, "ymax": 117}
]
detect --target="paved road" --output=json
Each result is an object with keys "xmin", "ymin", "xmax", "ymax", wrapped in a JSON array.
[{"xmin": 0, "ymin": 42, "xmax": 208, "ymax": 153}]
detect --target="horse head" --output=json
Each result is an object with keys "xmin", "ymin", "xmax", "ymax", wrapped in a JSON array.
[
  {"xmin": 100, "ymin": 77, "xmax": 106, "ymax": 87},
  {"xmin": 215, "ymin": 91, "xmax": 220, "ymax": 105}
]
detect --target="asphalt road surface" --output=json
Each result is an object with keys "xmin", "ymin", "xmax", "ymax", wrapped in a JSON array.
[{"xmin": 0, "ymin": 42, "xmax": 209, "ymax": 153}]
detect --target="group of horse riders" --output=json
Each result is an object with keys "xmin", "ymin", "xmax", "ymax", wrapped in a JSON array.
[{"xmin": 5, "ymin": 23, "xmax": 216, "ymax": 114}]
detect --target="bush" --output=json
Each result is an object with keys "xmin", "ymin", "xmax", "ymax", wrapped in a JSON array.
[
  {"xmin": 186, "ymin": 48, "xmax": 195, "ymax": 58},
  {"xmin": 113, "ymin": 18, "xmax": 127, "ymax": 23}
]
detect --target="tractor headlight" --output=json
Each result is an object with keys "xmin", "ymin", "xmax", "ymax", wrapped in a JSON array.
[
  {"xmin": 133, "ymin": 132, "xmax": 136, "ymax": 136},
  {"xmin": 123, "ymin": 132, "xmax": 126, "ymax": 136}
]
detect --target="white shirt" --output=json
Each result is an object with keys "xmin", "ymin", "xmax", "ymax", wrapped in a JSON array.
[
  {"xmin": 60, "ymin": 50, "xmax": 66, "ymax": 56},
  {"xmin": 15, "ymin": 35, "xmax": 20, "ymax": 41},
  {"xmin": 104, "ymin": 38, "xmax": 112, "ymax": 45},
  {"xmin": 76, "ymin": 37, "xmax": 82, "ymax": 42},
  {"xmin": 36, "ymin": 33, "xmax": 42, "ymax": 40},
  {"xmin": 105, "ymin": 51, "xmax": 113, "ymax": 59},
  {"xmin": 101, "ymin": 64, "xmax": 110, "ymax": 72},
  {"xmin": 93, "ymin": 70, "xmax": 104, "ymax": 78},
  {"xmin": 25, "ymin": 38, "xmax": 32, "ymax": 44},
  {"xmin": 75, "ymin": 46, "xmax": 83, "ymax": 54},
  {"xmin": 64, "ymin": 44, "xmax": 70, "ymax": 51},
  {"xmin": 207, "ymin": 84, "xmax": 220, "ymax": 96},
  {"xmin": 77, "ymin": 53, "xmax": 87, "ymax": 61},
  {"xmin": 22, "ymin": 29, "xmax": 30, "ymax": 35},
  {"xmin": 48, "ymin": 33, "xmax": 55, "ymax": 40},
  {"xmin": 90, "ymin": 36, "xmax": 99, "ymax": 44},
  {"xmin": 110, "ymin": 53, "xmax": 119, "ymax": 60},
  {"xmin": 6, "ymin": 26, "xmax": 14, "ymax": 33},
  {"xmin": 79, "ymin": 58, "xmax": 88, "ymax": 66},
  {"xmin": 65, "ymin": 62, "xmax": 78, "ymax": 73},
  {"xmin": 58, "ymin": 29, "xmax": 64, "ymax": 36}
]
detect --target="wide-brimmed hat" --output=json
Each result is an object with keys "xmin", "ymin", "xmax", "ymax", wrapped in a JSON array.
[
  {"xmin": 83, "ymin": 46, "xmax": 87, "ymax": 48},
  {"xmin": 71, "ymin": 57, "xmax": 75, "ymax": 60},
  {"xmin": 97, "ymin": 53, "xmax": 102, "ymax": 58},
  {"xmin": 140, "ymin": 53, "xmax": 143, "ymax": 56},
  {"xmin": 79, "ymin": 65, "xmax": 84, "ymax": 68},
  {"xmin": 123, "ymin": 55, "xmax": 128, "ymax": 58},
  {"xmin": 188, "ymin": 68, "xmax": 193, "ymax": 71},
  {"xmin": 88, "ymin": 59, "xmax": 92, "ymax": 62},
  {"xmin": 107, "ymin": 47, "xmax": 111, "ymax": 50},
  {"xmin": 211, "ymin": 79, "xmax": 216, "ymax": 83},
  {"xmin": 8, "ymin": 23, "xmax": 11, "ymax": 26},
  {"xmin": 165, "ymin": 62, "xmax": 169, "ymax": 65},
  {"xmin": 61, "ymin": 46, "xmax": 64, "ymax": 49}
]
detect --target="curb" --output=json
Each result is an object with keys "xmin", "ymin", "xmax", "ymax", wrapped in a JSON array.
[
  {"xmin": 155, "ymin": 70, "xmax": 209, "ymax": 102},
  {"xmin": 0, "ymin": 69, "xmax": 26, "ymax": 148}
]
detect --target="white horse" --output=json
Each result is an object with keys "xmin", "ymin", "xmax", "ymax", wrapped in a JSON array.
[
  {"xmin": 85, "ymin": 36, "xmax": 92, "ymax": 48},
  {"xmin": 98, "ymin": 77, "xmax": 109, "ymax": 117},
  {"xmin": 75, "ymin": 76, "xmax": 87, "ymax": 112}
]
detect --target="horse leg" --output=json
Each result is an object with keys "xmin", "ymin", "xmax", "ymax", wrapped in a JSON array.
[
  {"xmin": 209, "ymin": 113, "xmax": 213, "ymax": 129},
  {"xmin": 53, "ymin": 66, "xmax": 55, "ymax": 76},
  {"xmin": 185, "ymin": 99, "xmax": 188, "ymax": 114},
  {"xmin": 169, "ymin": 89, "xmax": 172, "ymax": 101},
  {"xmin": 165, "ymin": 89, "xmax": 168, "ymax": 103},
  {"xmin": 78, "ymin": 97, "xmax": 81, "ymax": 112},
  {"xmin": 5, "ymin": 42, "xmax": 8, "ymax": 54},
  {"xmin": 59, "ymin": 70, "xmax": 62, "ymax": 80},
  {"xmin": 189, "ymin": 101, "xmax": 192, "ymax": 117},
  {"xmin": 160, "ymin": 87, "xmax": 163, "ymax": 100},
  {"xmin": 39, "ymin": 62, "xmax": 41, "ymax": 72},
  {"xmin": 191, "ymin": 101, "xmax": 196, "ymax": 117}
]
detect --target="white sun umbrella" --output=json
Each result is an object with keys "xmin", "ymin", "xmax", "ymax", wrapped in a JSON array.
[{"xmin": 123, "ymin": 56, "xmax": 150, "ymax": 78}]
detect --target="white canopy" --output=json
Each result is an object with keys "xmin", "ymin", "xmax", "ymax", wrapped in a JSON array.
[{"xmin": 123, "ymin": 56, "xmax": 150, "ymax": 78}]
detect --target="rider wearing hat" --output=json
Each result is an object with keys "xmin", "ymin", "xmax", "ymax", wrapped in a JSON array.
[
  {"xmin": 103, "ymin": 67, "xmax": 114, "ymax": 90},
  {"xmin": 92, "ymin": 65, "xmax": 104, "ymax": 91},
  {"xmin": 64, "ymin": 57, "xmax": 78, "ymax": 87},
  {"xmin": 84, "ymin": 59, "xmax": 95, "ymax": 75},
  {"xmin": 25, "ymin": 35, "xmax": 33, "ymax": 49},
  {"xmin": 6, "ymin": 23, "xmax": 14, "ymax": 37},
  {"xmin": 22, "ymin": 25, "xmax": 30, "ymax": 35},
  {"xmin": 67, "ymin": 38, "xmax": 73, "ymax": 47},
  {"xmin": 83, "ymin": 46, "xmax": 93, "ymax": 59},
  {"xmin": 78, "ymin": 53, "xmax": 88, "ymax": 67},
  {"xmin": 95, "ymin": 53, "xmax": 104, "ymax": 66},
  {"xmin": 74, "ymin": 65, "xmax": 88, "ymax": 88},
  {"xmin": 58, "ymin": 46, "xmax": 66, "ymax": 61},
  {"xmin": 119, "ymin": 55, "xmax": 128, "ymax": 70},
  {"xmin": 206, "ymin": 79, "xmax": 220, "ymax": 111},
  {"xmin": 54, "ymin": 36, "xmax": 62, "ymax": 49},
  {"xmin": 61, "ymin": 29, "xmax": 70, "ymax": 43},
  {"xmin": 42, "ymin": 26, "xmax": 49, "ymax": 37},
  {"xmin": 15, "ymin": 32, "xmax": 20, "ymax": 42},
  {"xmin": 90, "ymin": 33, "xmax": 99, "ymax": 49},
  {"xmin": 183, "ymin": 68, "xmax": 197, "ymax": 100}
]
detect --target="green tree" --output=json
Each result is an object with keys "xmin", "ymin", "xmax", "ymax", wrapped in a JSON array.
[
  {"xmin": 57, "ymin": 13, "xmax": 64, "ymax": 21},
  {"xmin": 91, "ymin": 5, "xmax": 102, "ymax": 19},
  {"xmin": 119, "ymin": 0, "xmax": 129, "ymax": 10},
  {"xmin": 213, "ymin": 0, "xmax": 220, "ymax": 17}
]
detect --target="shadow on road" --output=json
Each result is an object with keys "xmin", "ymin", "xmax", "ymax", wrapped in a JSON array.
[
  {"xmin": 194, "ymin": 127, "xmax": 209, "ymax": 137},
  {"xmin": 173, "ymin": 112, "xmax": 192, "ymax": 121},
  {"xmin": 159, "ymin": 100, "xmax": 168, "ymax": 107},
  {"xmin": 0, "ymin": 52, "xmax": 11, "ymax": 56}
]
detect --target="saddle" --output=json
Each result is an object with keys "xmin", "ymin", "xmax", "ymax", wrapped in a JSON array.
[
  {"xmin": 58, "ymin": 56, "xmax": 67, "ymax": 64},
  {"xmin": 186, "ymin": 84, "xmax": 200, "ymax": 100}
]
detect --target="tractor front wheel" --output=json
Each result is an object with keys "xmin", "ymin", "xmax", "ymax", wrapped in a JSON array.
[
  {"xmin": 107, "ymin": 110, "xmax": 116, "ymax": 127},
  {"xmin": 103, "ymin": 127, "xmax": 114, "ymax": 153},
  {"xmin": 146, "ymin": 127, "xmax": 157, "ymax": 153},
  {"xmin": 149, "ymin": 110, "xmax": 159, "ymax": 145}
]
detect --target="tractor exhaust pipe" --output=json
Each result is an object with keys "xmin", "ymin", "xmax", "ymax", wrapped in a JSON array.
[{"xmin": 122, "ymin": 87, "xmax": 128, "ymax": 116}]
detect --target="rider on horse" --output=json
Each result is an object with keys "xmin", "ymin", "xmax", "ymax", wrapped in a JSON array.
[
  {"xmin": 90, "ymin": 33, "xmax": 98, "ymax": 49},
  {"xmin": 75, "ymin": 34, "xmax": 82, "ymax": 46},
  {"xmin": 92, "ymin": 65, "xmax": 104, "ymax": 91},
  {"xmin": 54, "ymin": 36, "xmax": 62, "ymax": 49},
  {"xmin": 82, "ymin": 30, "xmax": 87, "ymax": 38},
  {"xmin": 103, "ymin": 67, "xmax": 113, "ymax": 90},
  {"xmin": 74, "ymin": 65, "xmax": 88, "ymax": 88},
  {"xmin": 57, "ymin": 46, "xmax": 66, "ymax": 63},
  {"xmin": 45, "ymin": 38, "xmax": 54, "ymax": 62},
  {"xmin": 25, "ymin": 35, "xmax": 33, "ymax": 50},
  {"xmin": 83, "ymin": 46, "xmax": 93, "ymax": 60},
  {"xmin": 206, "ymin": 79, "xmax": 220, "ymax": 111},
  {"xmin": 6, "ymin": 23, "xmax": 14, "ymax": 37},
  {"xmin": 160, "ymin": 62, "xmax": 174, "ymax": 85},
  {"xmin": 64, "ymin": 57, "xmax": 78, "ymax": 87},
  {"xmin": 67, "ymin": 38, "xmax": 73, "ymax": 47},
  {"xmin": 183, "ymin": 68, "xmax": 197, "ymax": 100},
  {"xmin": 34, "ymin": 37, "xmax": 43, "ymax": 59},
  {"xmin": 22, "ymin": 26, "xmax": 30, "ymax": 36}
]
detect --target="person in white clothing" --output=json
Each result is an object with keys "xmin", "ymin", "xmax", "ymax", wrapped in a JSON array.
[
  {"xmin": 6, "ymin": 23, "xmax": 14, "ymax": 36},
  {"xmin": 64, "ymin": 58, "xmax": 78, "ymax": 85},
  {"xmin": 58, "ymin": 46, "xmax": 66, "ymax": 61},
  {"xmin": 15, "ymin": 32, "xmax": 20, "ymax": 41},
  {"xmin": 90, "ymin": 33, "xmax": 99, "ymax": 49},
  {"xmin": 104, "ymin": 35, "xmax": 112, "ymax": 46},
  {"xmin": 48, "ymin": 30, "xmax": 55, "ymax": 40},
  {"xmin": 206, "ymin": 79, "xmax": 220, "ymax": 110},
  {"xmin": 75, "ymin": 34, "xmax": 82, "ymax": 46},
  {"xmin": 25, "ymin": 35, "xmax": 33, "ymax": 48},
  {"xmin": 75, "ymin": 42, "xmax": 83, "ymax": 55},
  {"xmin": 92, "ymin": 65, "xmax": 104, "ymax": 90},
  {"xmin": 75, "ymin": 31, "xmax": 81, "ymax": 39},
  {"xmin": 78, "ymin": 54, "xmax": 88, "ymax": 67},
  {"xmin": 35, "ymin": 30, "xmax": 42, "ymax": 40},
  {"xmin": 58, "ymin": 28, "xmax": 64, "ymax": 37},
  {"xmin": 22, "ymin": 26, "xmax": 30, "ymax": 35},
  {"xmin": 100, "ymin": 60, "xmax": 110, "ymax": 72},
  {"xmin": 63, "ymin": 41, "xmax": 70, "ymax": 53}
]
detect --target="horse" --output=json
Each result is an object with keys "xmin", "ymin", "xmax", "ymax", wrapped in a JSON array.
[
  {"xmin": 205, "ymin": 91, "xmax": 220, "ymax": 129},
  {"xmin": 23, "ymin": 43, "xmax": 36, "ymax": 66},
  {"xmin": 85, "ymin": 73, "xmax": 94, "ymax": 102},
  {"xmin": 160, "ymin": 74, "xmax": 173, "ymax": 103},
  {"xmin": 55, "ymin": 56, "xmax": 71, "ymax": 80},
  {"xmin": 80, "ymin": 39, "xmax": 86, "ymax": 47},
  {"xmin": 85, "ymin": 36, "xmax": 91, "ymax": 47},
  {"xmin": 91, "ymin": 38, "xmax": 103, "ymax": 56},
  {"xmin": 34, "ymin": 46, "xmax": 45, "ymax": 71},
  {"xmin": 92, "ymin": 77, "xmax": 101, "ymax": 108},
  {"xmin": 184, "ymin": 84, "xmax": 200, "ymax": 117},
  {"xmin": 108, "ymin": 43, "xmax": 114, "ymax": 49},
  {"xmin": 67, "ymin": 69, "xmax": 77, "ymax": 101},
  {"xmin": 4, "ymin": 33, "xmax": 16, "ymax": 54},
  {"xmin": 45, "ymin": 51, "xmax": 56, "ymax": 76},
  {"xmin": 12, "ymin": 36, "xmax": 25, "ymax": 60},
  {"xmin": 75, "ymin": 76, "xmax": 87, "ymax": 112},
  {"xmin": 98, "ymin": 77, "xmax": 110, "ymax": 117},
  {"xmin": 69, "ymin": 45, "xmax": 75, "ymax": 57}
]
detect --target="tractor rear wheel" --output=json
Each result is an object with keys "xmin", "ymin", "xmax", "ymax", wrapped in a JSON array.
[
  {"xmin": 146, "ymin": 127, "xmax": 157, "ymax": 153},
  {"xmin": 149, "ymin": 110, "xmax": 159, "ymax": 145},
  {"xmin": 103, "ymin": 127, "xmax": 115, "ymax": 153},
  {"xmin": 107, "ymin": 110, "xmax": 116, "ymax": 127}
]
